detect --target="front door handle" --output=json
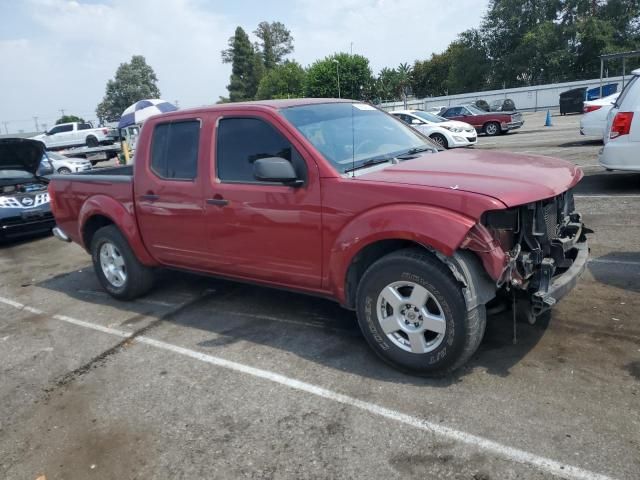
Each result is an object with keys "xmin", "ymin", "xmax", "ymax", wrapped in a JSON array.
[
  {"xmin": 206, "ymin": 198, "xmax": 229, "ymax": 207},
  {"xmin": 141, "ymin": 193, "xmax": 159, "ymax": 201}
]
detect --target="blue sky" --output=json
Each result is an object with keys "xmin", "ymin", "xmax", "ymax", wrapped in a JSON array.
[{"xmin": 0, "ymin": 0, "xmax": 489, "ymax": 132}]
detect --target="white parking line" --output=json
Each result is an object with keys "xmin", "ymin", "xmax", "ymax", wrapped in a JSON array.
[{"xmin": 0, "ymin": 296, "xmax": 616, "ymax": 480}]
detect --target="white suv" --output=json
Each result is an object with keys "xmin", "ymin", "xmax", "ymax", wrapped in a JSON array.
[{"xmin": 599, "ymin": 69, "xmax": 640, "ymax": 171}]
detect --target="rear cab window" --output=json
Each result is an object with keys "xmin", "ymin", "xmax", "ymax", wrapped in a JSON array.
[{"xmin": 150, "ymin": 120, "xmax": 200, "ymax": 180}]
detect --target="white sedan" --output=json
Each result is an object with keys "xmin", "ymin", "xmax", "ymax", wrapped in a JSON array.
[
  {"xmin": 45, "ymin": 151, "xmax": 92, "ymax": 174},
  {"xmin": 390, "ymin": 110, "xmax": 477, "ymax": 148},
  {"xmin": 580, "ymin": 92, "xmax": 620, "ymax": 139}
]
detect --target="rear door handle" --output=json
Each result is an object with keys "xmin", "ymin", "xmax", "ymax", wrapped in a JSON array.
[
  {"xmin": 206, "ymin": 198, "xmax": 229, "ymax": 206},
  {"xmin": 141, "ymin": 194, "xmax": 159, "ymax": 201}
]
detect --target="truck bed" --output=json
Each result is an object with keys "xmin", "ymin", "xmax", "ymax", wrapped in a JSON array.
[{"xmin": 49, "ymin": 166, "xmax": 134, "ymax": 247}]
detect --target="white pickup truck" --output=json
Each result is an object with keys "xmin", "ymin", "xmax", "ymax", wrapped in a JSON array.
[{"xmin": 31, "ymin": 122, "xmax": 114, "ymax": 149}]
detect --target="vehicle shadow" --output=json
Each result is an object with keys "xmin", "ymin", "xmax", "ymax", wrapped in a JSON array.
[
  {"xmin": 557, "ymin": 139, "xmax": 603, "ymax": 147},
  {"xmin": 589, "ymin": 252, "xmax": 640, "ymax": 293},
  {"xmin": 0, "ymin": 231, "xmax": 52, "ymax": 249},
  {"xmin": 573, "ymin": 171, "xmax": 640, "ymax": 195},
  {"xmin": 37, "ymin": 268, "xmax": 552, "ymax": 386}
]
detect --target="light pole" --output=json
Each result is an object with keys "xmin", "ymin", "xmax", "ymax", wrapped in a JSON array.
[{"xmin": 332, "ymin": 59, "xmax": 341, "ymax": 98}]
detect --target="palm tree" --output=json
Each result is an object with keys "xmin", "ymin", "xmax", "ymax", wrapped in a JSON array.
[{"xmin": 397, "ymin": 63, "xmax": 413, "ymax": 108}]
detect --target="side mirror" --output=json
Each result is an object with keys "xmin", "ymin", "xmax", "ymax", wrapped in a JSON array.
[{"xmin": 253, "ymin": 157, "xmax": 303, "ymax": 186}]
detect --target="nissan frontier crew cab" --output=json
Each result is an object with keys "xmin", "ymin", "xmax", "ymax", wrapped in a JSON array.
[{"xmin": 48, "ymin": 99, "xmax": 589, "ymax": 376}]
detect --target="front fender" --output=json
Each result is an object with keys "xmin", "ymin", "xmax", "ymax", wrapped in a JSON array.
[
  {"xmin": 79, "ymin": 195, "xmax": 157, "ymax": 266},
  {"xmin": 327, "ymin": 204, "xmax": 477, "ymax": 303}
]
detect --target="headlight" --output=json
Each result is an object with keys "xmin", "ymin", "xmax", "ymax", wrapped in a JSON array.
[{"xmin": 443, "ymin": 126, "xmax": 463, "ymax": 133}]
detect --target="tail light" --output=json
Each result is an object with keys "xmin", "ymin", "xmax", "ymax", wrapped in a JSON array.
[
  {"xmin": 102, "ymin": 128, "xmax": 109, "ymax": 134},
  {"xmin": 610, "ymin": 112, "xmax": 634, "ymax": 139},
  {"xmin": 583, "ymin": 105, "xmax": 602, "ymax": 113}
]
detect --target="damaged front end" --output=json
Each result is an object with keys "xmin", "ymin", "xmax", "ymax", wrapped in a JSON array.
[{"xmin": 462, "ymin": 189, "xmax": 590, "ymax": 319}]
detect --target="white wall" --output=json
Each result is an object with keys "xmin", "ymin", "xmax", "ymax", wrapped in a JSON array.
[{"xmin": 379, "ymin": 75, "xmax": 629, "ymax": 112}]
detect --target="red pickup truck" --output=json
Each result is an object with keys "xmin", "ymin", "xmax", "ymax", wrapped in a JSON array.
[
  {"xmin": 439, "ymin": 104, "xmax": 524, "ymax": 136},
  {"xmin": 49, "ymin": 99, "xmax": 588, "ymax": 376}
]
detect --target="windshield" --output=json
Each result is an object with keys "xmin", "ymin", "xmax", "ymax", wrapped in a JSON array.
[
  {"xmin": 281, "ymin": 103, "xmax": 434, "ymax": 173},
  {"xmin": 411, "ymin": 111, "xmax": 446, "ymax": 123},
  {"xmin": 465, "ymin": 105, "xmax": 486, "ymax": 115}
]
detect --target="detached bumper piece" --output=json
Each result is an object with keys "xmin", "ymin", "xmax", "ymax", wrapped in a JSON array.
[{"xmin": 531, "ymin": 237, "xmax": 589, "ymax": 315}]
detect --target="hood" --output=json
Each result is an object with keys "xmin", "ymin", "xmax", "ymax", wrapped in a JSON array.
[
  {"xmin": 358, "ymin": 149, "xmax": 582, "ymax": 207},
  {"xmin": 0, "ymin": 138, "xmax": 45, "ymax": 175},
  {"xmin": 440, "ymin": 120, "xmax": 474, "ymax": 130}
]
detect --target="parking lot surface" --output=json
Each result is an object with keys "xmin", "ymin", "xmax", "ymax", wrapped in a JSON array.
[{"xmin": 1, "ymin": 111, "xmax": 639, "ymax": 480}]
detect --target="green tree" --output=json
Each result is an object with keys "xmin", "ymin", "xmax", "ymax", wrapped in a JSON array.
[
  {"xmin": 305, "ymin": 53, "xmax": 374, "ymax": 99},
  {"xmin": 56, "ymin": 115, "xmax": 86, "ymax": 125},
  {"xmin": 396, "ymin": 63, "xmax": 413, "ymax": 100},
  {"xmin": 254, "ymin": 21, "xmax": 294, "ymax": 70},
  {"xmin": 256, "ymin": 60, "xmax": 306, "ymax": 99},
  {"xmin": 96, "ymin": 55, "xmax": 161, "ymax": 123},
  {"xmin": 411, "ymin": 52, "xmax": 452, "ymax": 97},
  {"xmin": 374, "ymin": 67, "xmax": 401, "ymax": 101},
  {"xmin": 222, "ymin": 26, "xmax": 263, "ymax": 101}
]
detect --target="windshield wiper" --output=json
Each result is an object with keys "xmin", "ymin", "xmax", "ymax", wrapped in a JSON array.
[
  {"xmin": 343, "ymin": 157, "xmax": 394, "ymax": 174},
  {"xmin": 396, "ymin": 146, "xmax": 435, "ymax": 158}
]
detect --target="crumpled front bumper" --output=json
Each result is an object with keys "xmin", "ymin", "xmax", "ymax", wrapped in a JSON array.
[{"xmin": 531, "ymin": 237, "xmax": 589, "ymax": 314}]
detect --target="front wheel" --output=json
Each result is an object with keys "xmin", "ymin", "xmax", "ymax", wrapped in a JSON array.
[
  {"xmin": 57, "ymin": 167, "xmax": 71, "ymax": 174},
  {"xmin": 355, "ymin": 248, "xmax": 486, "ymax": 376},
  {"xmin": 483, "ymin": 122, "xmax": 501, "ymax": 136},
  {"xmin": 430, "ymin": 133, "xmax": 449, "ymax": 149},
  {"xmin": 91, "ymin": 225, "xmax": 154, "ymax": 300}
]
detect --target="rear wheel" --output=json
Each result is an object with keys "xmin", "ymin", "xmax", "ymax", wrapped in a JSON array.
[
  {"xmin": 483, "ymin": 122, "xmax": 501, "ymax": 136},
  {"xmin": 355, "ymin": 248, "xmax": 486, "ymax": 376},
  {"xmin": 430, "ymin": 133, "xmax": 449, "ymax": 149},
  {"xmin": 86, "ymin": 135, "xmax": 99, "ymax": 147},
  {"xmin": 91, "ymin": 225, "xmax": 154, "ymax": 300}
]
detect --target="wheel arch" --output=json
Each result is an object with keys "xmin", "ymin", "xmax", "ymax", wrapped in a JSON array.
[
  {"xmin": 328, "ymin": 204, "xmax": 477, "ymax": 307},
  {"xmin": 79, "ymin": 196, "xmax": 157, "ymax": 266}
]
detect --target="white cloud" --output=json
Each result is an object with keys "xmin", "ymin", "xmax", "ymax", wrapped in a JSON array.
[{"xmin": 0, "ymin": 0, "xmax": 487, "ymax": 133}]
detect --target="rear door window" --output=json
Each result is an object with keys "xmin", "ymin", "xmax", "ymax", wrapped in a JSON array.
[{"xmin": 150, "ymin": 120, "xmax": 200, "ymax": 180}]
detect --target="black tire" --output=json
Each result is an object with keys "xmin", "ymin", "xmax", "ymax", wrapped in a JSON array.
[
  {"xmin": 430, "ymin": 133, "xmax": 449, "ymax": 149},
  {"xmin": 86, "ymin": 135, "xmax": 99, "ymax": 147},
  {"xmin": 90, "ymin": 160, "xmax": 98, "ymax": 166},
  {"xmin": 57, "ymin": 167, "xmax": 71, "ymax": 174},
  {"xmin": 90, "ymin": 225, "xmax": 154, "ymax": 300},
  {"xmin": 483, "ymin": 122, "xmax": 501, "ymax": 136},
  {"xmin": 355, "ymin": 248, "xmax": 486, "ymax": 376}
]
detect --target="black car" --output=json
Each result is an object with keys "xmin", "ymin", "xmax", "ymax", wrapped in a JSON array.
[
  {"xmin": 471, "ymin": 99, "xmax": 490, "ymax": 112},
  {"xmin": 490, "ymin": 98, "xmax": 517, "ymax": 112},
  {"xmin": 0, "ymin": 138, "xmax": 55, "ymax": 242}
]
